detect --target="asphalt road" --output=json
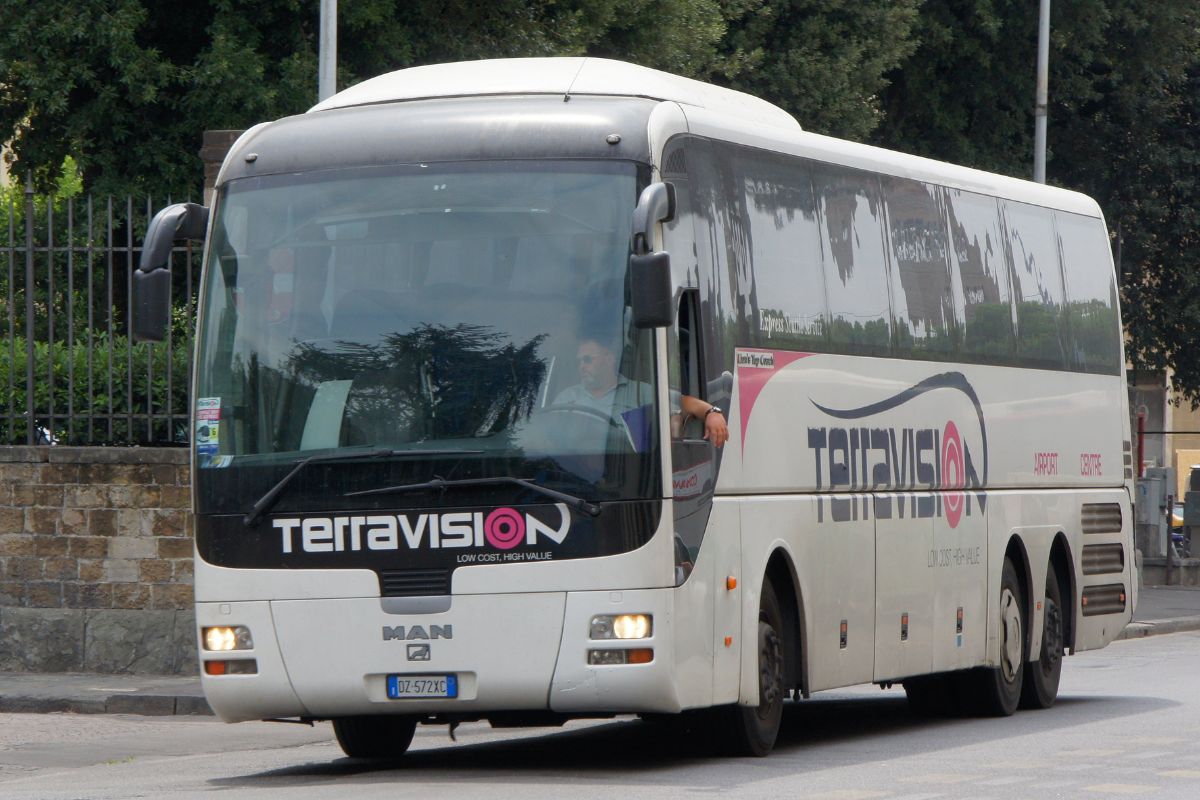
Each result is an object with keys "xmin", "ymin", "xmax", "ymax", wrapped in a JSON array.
[{"xmin": 2, "ymin": 631, "xmax": 1199, "ymax": 800}]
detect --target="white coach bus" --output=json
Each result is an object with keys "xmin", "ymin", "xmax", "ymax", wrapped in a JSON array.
[{"xmin": 135, "ymin": 58, "xmax": 1135, "ymax": 758}]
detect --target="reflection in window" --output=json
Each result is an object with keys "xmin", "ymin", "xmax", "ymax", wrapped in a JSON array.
[
  {"xmin": 884, "ymin": 178, "xmax": 956, "ymax": 359},
  {"xmin": 737, "ymin": 151, "xmax": 827, "ymax": 351},
  {"xmin": 814, "ymin": 168, "xmax": 892, "ymax": 356},
  {"xmin": 946, "ymin": 190, "xmax": 1013, "ymax": 363},
  {"xmin": 1056, "ymin": 212, "xmax": 1121, "ymax": 375},
  {"xmin": 194, "ymin": 161, "xmax": 660, "ymax": 501},
  {"xmin": 1005, "ymin": 201, "xmax": 1066, "ymax": 370}
]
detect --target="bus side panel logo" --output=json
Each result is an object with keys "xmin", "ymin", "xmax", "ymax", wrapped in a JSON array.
[{"xmin": 808, "ymin": 371, "xmax": 988, "ymax": 529}]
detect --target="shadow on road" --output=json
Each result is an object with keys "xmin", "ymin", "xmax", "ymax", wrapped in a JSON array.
[{"xmin": 209, "ymin": 689, "xmax": 1177, "ymax": 791}]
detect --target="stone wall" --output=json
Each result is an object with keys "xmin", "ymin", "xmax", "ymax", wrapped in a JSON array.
[{"xmin": 0, "ymin": 447, "xmax": 196, "ymax": 674}]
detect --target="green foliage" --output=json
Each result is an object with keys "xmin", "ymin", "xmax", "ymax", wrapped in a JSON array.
[
  {"xmin": 0, "ymin": 309, "xmax": 192, "ymax": 445},
  {"xmin": 1, "ymin": 0, "xmax": 731, "ymax": 198},
  {"xmin": 719, "ymin": 0, "xmax": 922, "ymax": 139}
]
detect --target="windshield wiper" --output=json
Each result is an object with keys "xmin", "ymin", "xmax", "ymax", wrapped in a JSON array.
[
  {"xmin": 345, "ymin": 476, "xmax": 602, "ymax": 517},
  {"xmin": 243, "ymin": 448, "xmax": 481, "ymax": 528}
]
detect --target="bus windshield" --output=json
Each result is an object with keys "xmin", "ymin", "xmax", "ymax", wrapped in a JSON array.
[{"xmin": 193, "ymin": 160, "xmax": 659, "ymax": 515}]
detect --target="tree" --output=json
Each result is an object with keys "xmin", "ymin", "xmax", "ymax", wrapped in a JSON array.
[
  {"xmin": 0, "ymin": 0, "xmax": 729, "ymax": 198},
  {"xmin": 717, "ymin": 0, "xmax": 922, "ymax": 139}
]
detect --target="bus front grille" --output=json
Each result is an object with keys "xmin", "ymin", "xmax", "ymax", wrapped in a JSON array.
[
  {"xmin": 1082, "ymin": 543, "xmax": 1125, "ymax": 575},
  {"xmin": 379, "ymin": 568, "xmax": 451, "ymax": 597},
  {"xmin": 1081, "ymin": 503, "xmax": 1123, "ymax": 534}
]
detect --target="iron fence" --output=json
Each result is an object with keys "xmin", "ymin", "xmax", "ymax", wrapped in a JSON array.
[{"xmin": 2, "ymin": 174, "xmax": 200, "ymax": 446}]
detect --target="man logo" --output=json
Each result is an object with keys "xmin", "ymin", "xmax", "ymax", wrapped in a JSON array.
[
  {"xmin": 382, "ymin": 624, "xmax": 453, "ymax": 641},
  {"xmin": 407, "ymin": 643, "xmax": 431, "ymax": 661}
]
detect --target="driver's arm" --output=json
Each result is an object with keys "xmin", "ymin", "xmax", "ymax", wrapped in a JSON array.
[{"xmin": 680, "ymin": 395, "xmax": 728, "ymax": 448}]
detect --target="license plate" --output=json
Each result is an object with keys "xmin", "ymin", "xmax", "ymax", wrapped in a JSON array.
[{"xmin": 387, "ymin": 674, "xmax": 458, "ymax": 699}]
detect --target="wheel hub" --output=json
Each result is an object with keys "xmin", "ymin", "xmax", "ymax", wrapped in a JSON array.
[{"xmin": 999, "ymin": 587, "xmax": 1022, "ymax": 682}]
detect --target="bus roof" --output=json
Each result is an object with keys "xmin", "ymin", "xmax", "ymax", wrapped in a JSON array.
[{"xmin": 309, "ymin": 57, "xmax": 801, "ymax": 132}]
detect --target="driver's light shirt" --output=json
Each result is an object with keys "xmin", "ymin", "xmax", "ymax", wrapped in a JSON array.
[{"xmin": 553, "ymin": 378, "xmax": 654, "ymax": 414}]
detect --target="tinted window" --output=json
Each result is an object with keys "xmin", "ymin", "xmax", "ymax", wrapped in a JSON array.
[
  {"xmin": 1057, "ymin": 212, "xmax": 1121, "ymax": 374},
  {"xmin": 195, "ymin": 160, "xmax": 660, "ymax": 516},
  {"xmin": 814, "ymin": 167, "xmax": 892, "ymax": 356},
  {"xmin": 884, "ymin": 178, "xmax": 956, "ymax": 358},
  {"xmin": 946, "ymin": 190, "xmax": 1014, "ymax": 363},
  {"xmin": 737, "ymin": 151, "xmax": 827, "ymax": 351},
  {"xmin": 1005, "ymin": 201, "xmax": 1066, "ymax": 369}
]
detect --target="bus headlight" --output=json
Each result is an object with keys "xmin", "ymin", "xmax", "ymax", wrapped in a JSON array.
[
  {"xmin": 202, "ymin": 625, "xmax": 254, "ymax": 651},
  {"xmin": 589, "ymin": 614, "xmax": 652, "ymax": 640}
]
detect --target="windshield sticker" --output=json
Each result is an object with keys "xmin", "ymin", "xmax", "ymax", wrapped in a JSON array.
[{"xmin": 196, "ymin": 397, "xmax": 221, "ymax": 461}]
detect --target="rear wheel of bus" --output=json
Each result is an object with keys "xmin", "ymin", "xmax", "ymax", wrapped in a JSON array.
[
  {"xmin": 1020, "ymin": 566, "xmax": 1064, "ymax": 709},
  {"xmin": 332, "ymin": 715, "xmax": 418, "ymax": 760},
  {"xmin": 716, "ymin": 580, "xmax": 786, "ymax": 756}
]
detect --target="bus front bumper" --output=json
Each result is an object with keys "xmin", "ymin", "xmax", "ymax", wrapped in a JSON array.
[{"xmin": 196, "ymin": 588, "xmax": 682, "ymax": 723}]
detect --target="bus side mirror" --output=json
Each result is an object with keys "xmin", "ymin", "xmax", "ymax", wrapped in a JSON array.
[
  {"xmin": 133, "ymin": 202, "xmax": 208, "ymax": 342},
  {"xmin": 630, "ymin": 182, "xmax": 675, "ymax": 329},
  {"xmin": 631, "ymin": 251, "xmax": 673, "ymax": 328}
]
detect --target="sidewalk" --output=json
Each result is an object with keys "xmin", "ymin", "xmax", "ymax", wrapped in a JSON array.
[{"xmin": 1, "ymin": 586, "xmax": 1198, "ymax": 717}]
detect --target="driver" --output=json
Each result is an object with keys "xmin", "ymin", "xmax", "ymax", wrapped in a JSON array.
[{"xmin": 554, "ymin": 338, "xmax": 728, "ymax": 448}]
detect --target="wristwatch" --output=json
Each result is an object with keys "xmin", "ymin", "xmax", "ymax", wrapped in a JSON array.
[{"xmin": 704, "ymin": 405, "xmax": 722, "ymax": 418}]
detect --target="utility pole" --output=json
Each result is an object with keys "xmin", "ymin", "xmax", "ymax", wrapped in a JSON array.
[
  {"xmin": 1033, "ymin": 0, "xmax": 1050, "ymax": 183},
  {"xmin": 319, "ymin": 0, "xmax": 337, "ymax": 102}
]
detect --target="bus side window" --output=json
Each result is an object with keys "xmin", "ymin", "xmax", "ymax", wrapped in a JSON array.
[{"xmin": 1055, "ymin": 211, "xmax": 1121, "ymax": 375}]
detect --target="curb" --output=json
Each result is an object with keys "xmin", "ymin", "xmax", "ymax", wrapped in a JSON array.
[
  {"xmin": 1117, "ymin": 615, "xmax": 1200, "ymax": 640},
  {"xmin": 0, "ymin": 693, "xmax": 211, "ymax": 716}
]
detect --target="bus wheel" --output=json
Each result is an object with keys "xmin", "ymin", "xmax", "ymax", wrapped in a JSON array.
[
  {"xmin": 718, "ymin": 581, "xmax": 785, "ymax": 757},
  {"xmin": 332, "ymin": 715, "xmax": 417, "ymax": 760},
  {"xmin": 973, "ymin": 557, "xmax": 1025, "ymax": 716},
  {"xmin": 1020, "ymin": 567, "xmax": 1064, "ymax": 709}
]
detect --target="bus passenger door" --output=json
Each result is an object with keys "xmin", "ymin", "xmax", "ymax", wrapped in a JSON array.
[
  {"xmin": 668, "ymin": 290, "xmax": 725, "ymax": 704},
  {"xmin": 874, "ymin": 493, "xmax": 934, "ymax": 681}
]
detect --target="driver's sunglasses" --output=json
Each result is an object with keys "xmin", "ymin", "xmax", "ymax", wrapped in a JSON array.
[{"xmin": 577, "ymin": 354, "xmax": 599, "ymax": 365}]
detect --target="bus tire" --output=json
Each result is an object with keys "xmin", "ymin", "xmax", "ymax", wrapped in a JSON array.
[
  {"xmin": 717, "ymin": 580, "xmax": 785, "ymax": 757},
  {"xmin": 332, "ymin": 715, "xmax": 417, "ymax": 760},
  {"xmin": 1020, "ymin": 567, "xmax": 1064, "ymax": 709},
  {"xmin": 972, "ymin": 557, "xmax": 1025, "ymax": 716}
]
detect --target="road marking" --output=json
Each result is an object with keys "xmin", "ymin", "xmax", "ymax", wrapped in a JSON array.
[
  {"xmin": 802, "ymin": 791, "xmax": 890, "ymax": 800},
  {"xmin": 1124, "ymin": 750, "xmax": 1173, "ymax": 760},
  {"xmin": 1159, "ymin": 769, "xmax": 1200, "ymax": 778},
  {"xmin": 898, "ymin": 773, "xmax": 978, "ymax": 785},
  {"xmin": 989, "ymin": 759, "xmax": 1056, "ymax": 770},
  {"xmin": 1082, "ymin": 784, "xmax": 1157, "ymax": 794},
  {"xmin": 976, "ymin": 776, "xmax": 1032, "ymax": 786},
  {"xmin": 1124, "ymin": 736, "xmax": 1185, "ymax": 745},
  {"xmin": 1060, "ymin": 748, "xmax": 1124, "ymax": 757}
]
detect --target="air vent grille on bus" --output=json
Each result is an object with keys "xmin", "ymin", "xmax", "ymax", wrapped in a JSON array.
[
  {"xmin": 1082, "ymin": 543, "xmax": 1125, "ymax": 575},
  {"xmin": 1081, "ymin": 503, "xmax": 1123, "ymax": 534},
  {"xmin": 1081, "ymin": 584, "xmax": 1126, "ymax": 616},
  {"xmin": 379, "ymin": 568, "xmax": 450, "ymax": 597},
  {"xmin": 662, "ymin": 148, "xmax": 688, "ymax": 177}
]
